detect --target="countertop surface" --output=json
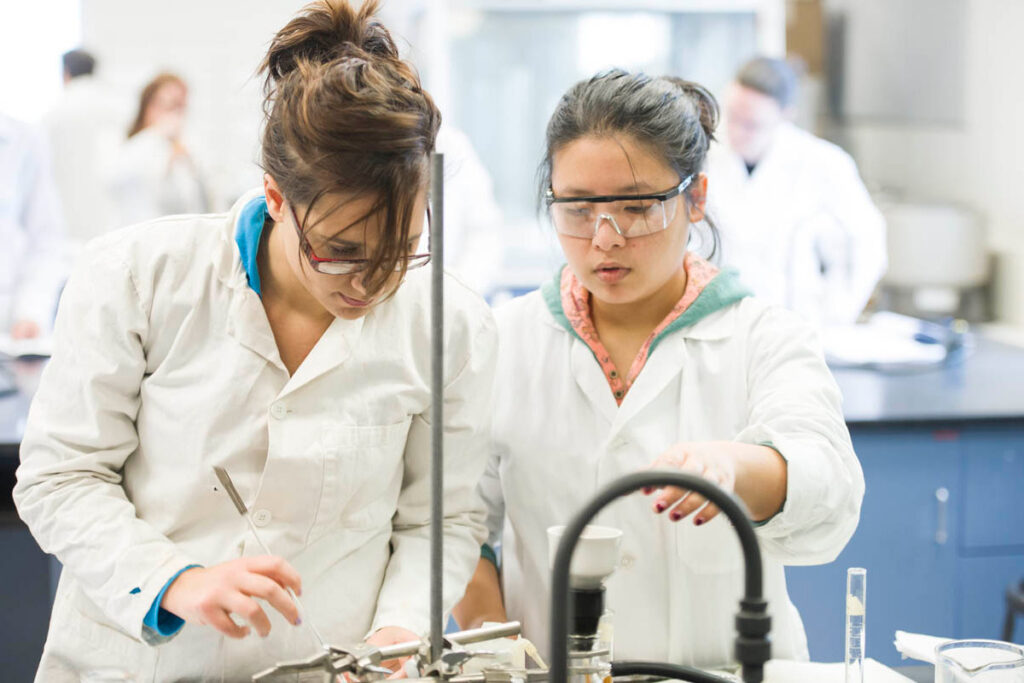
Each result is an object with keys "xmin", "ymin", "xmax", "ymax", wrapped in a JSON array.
[{"xmin": 832, "ymin": 336, "xmax": 1024, "ymax": 425}]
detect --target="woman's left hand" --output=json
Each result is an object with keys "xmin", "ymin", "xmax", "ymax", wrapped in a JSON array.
[
  {"xmin": 365, "ymin": 626, "xmax": 421, "ymax": 679},
  {"xmin": 643, "ymin": 442, "xmax": 738, "ymax": 526},
  {"xmin": 642, "ymin": 441, "xmax": 787, "ymax": 525}
]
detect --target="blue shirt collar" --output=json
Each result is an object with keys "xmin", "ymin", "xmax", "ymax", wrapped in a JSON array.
[{"xmin": 234, "ymin": 195, "xmax": 268, "ymax": 296}]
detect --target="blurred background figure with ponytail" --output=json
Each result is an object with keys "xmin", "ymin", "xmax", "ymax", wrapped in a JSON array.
[
  {"xmin": 705, "ymin": 56, "xmax": 887, "ymax": 326},
  {"xmin": 108, "ymin": 72, "xmax": 211, "ymax": 226},
  {"xmin": 14, "ymin": 1, "xmax": 496, "ymax": 679},
  {"xmin": 453, "ymin": 70, "xmax": 862, "ymax": 668}
]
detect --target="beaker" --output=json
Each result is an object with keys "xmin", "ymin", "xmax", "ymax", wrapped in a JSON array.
[{"xmin": 935, "ymin": 640, "xmax": 1024, "ymax": 682}]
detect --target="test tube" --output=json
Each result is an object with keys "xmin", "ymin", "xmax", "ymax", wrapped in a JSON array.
[{"xmin": 845, "ymin": 567, "xmax": 866, "ymax": 683}]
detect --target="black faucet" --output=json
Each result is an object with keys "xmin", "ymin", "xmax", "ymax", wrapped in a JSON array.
[{"xmin": 548, "ymin": 471, "xmax": 771, "ymax": 683}]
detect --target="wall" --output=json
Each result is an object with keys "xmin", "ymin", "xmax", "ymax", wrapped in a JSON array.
[{"xmin": 830, "ymin": 0, "xmax": 1024, "ymax": 323}]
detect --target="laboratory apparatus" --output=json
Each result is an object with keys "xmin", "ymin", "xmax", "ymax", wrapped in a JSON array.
[
  {"xmin": 845, "ymin": 567, "xmax": 866, "ymax": 683},
  {"xmin": 548, "ymin": 471, "xmax": 772, "ymax": 683},
  {"xmin": 936, "ymin": 640, "xmax": 1024, "ymax": 682},
  {"xmin": 547, "ymin": 525, "xmax": 622, "ymax": 683}
]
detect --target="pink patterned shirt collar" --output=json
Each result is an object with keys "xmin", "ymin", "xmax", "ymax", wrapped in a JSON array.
[{"xmin": 560, "ymin": 252, "xmax": 720, "ymax": 405}]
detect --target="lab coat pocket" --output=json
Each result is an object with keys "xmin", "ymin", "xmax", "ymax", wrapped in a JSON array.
[
  {"xmin": 47, "ymin": 587, "xmax": 154, "ymax": 678},
  {"xmin": 317, "ymin": 418, "xmax": 413, "ymax": 533},
  {"xmin": 676, "ymin": 515, "xmax": 744, "ymax": 574}
]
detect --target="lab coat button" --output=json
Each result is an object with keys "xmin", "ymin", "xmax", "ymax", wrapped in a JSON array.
[
  {"xmin": 620, "ymin": 553, "xmax": 635, "ymax": 570},
  {"xmin": 611, "ymin": 437, "xmax": 628, "ymax": 450},
  {"xmin": 270, "ymin": 403, "xmax": 287, "ymax": 420},
  {"xmin": 252, "ymin": 509, "xmax": 272, "ymax": 527}
]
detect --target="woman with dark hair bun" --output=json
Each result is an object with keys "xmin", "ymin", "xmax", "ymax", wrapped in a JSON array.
[
  {"xmin": 455, "ymin": 69, "xmax": 863, "ymax": 669},
  {"xmin": 15, "ymin": 1, "xmax": 496, "ymax": 679}
]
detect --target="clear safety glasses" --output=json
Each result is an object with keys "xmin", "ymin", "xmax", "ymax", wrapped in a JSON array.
[
  {"xmin": 545, "ymin": 174, "xmax": 694, "ymax": 239},
  {"xmin": 289, "ymin": 202, "xmax": 431, "ymax": 276}
]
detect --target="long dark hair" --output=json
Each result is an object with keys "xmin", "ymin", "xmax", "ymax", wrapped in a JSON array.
[
  {"xmin": 539, "ymin": 69, "xmax": 721, "ymax": 259},
  {"xmin": 260, "ymin": 0, "xmax": 440, "ymax": 298}
]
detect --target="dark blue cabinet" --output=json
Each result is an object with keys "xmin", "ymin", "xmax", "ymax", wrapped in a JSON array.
[{"xmin": 786, "ymin": 424, "xmax": 1024, "ymax": 667}]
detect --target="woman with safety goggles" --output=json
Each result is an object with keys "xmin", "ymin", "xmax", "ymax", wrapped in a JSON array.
[
  {"xmin": 14, "ymin": 1, "xmax": 496, "ymax": 679},
  {"xmin": 454, "ymin": 70, "xmax": 864, "ymax": 669}
]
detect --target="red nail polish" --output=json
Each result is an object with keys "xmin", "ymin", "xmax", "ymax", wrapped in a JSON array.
[
  {"xmin": 670, "ymin": 511, "xmax": 682, "ymax": 521},
  {"xmin": 695, "ymin": 518, "xmax": 704, "ymax": 526},
  {"xmin": 655, "ymin": 502, "xmax": 666, "ymax": 513}
]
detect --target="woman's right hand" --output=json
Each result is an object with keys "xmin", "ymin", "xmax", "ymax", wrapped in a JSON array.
[{"xmin": 160, "ymin": 555, "xmax": 303, "ymax": 638}]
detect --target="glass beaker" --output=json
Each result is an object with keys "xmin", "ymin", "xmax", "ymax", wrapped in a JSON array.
[{"xmin": 935, "ymin": 640, "xmax": 1024, "ymax": 682}]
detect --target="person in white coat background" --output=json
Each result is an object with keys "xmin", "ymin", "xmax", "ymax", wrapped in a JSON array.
[
  {"xmin": 108, "ymin": 71, "xmax": 211, "ymax": 226},
  {"xmin": 44, "ymin": 49, "xmax": 127, "ymax": 249},
  {"xmin": 452, "ymin": 70, "xmax": 864, "ymax": 669},
  {"xmin": 0, "ymin": 111, "xmax": 67, "ymax": 339},
  {"xmin": 15, "ymin": 1, "xmax": 496, "ymax": 680},
  {"xmin": 705, "ymin": 57, "xmax": 887, "ymax": 325}
]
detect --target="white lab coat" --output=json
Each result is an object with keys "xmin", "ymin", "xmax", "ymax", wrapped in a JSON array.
[
  {"xmin": 705, "ymin": 122, "xmax": 887, "ymax": 325},
  {"xmin": 0, "ymin": 113, "xmax": 67, "ymax": 333},
  {"xmin": 481, "ymin": 285, "xmax": 863, "ymax": 669},
  {"xmin": 44, "ymin": 76, "xmax": 129, "ymax": 247},
  {"xmin": 14, "ymin": 191, "xmax": 497, "ymax": 681},
  {"xmin": 108, "ymin": 127, "xmax": 211, "ymax": 226},
  {"xmin": 435, "ymin": 125, "xmax": 505, "ymax": 296}
]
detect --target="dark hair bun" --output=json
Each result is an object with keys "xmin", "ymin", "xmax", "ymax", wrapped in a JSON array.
[{"xmin": 663, "ymin": 76, "xmax": 719, "ymax": 144}]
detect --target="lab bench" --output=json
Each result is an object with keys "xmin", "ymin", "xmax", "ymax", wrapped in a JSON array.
[
  {"xmin": 3, "ymin": 338, "xmax": 1024, "ymax": 678},
  {"xmin": 1, "ymin": 358, "xmax": 50, "ymax": 681},
  {"xmin": 787, "ymin": 337, "xmax": 1024, "ymax": 667}
]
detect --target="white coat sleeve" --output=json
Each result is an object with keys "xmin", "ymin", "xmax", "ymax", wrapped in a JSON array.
[
  {"xmin": 13, "ymin": 244, "xmax": 199, "ymax": 642},
  {"xmin": 819, "ymin": 152, "xmax": 887, "ymax": 324},
  {"xmin": 370, "ymin": 310, "xmax": 497, "ymax": 636},
  {"xmin": 733, "ymin": 303, "xmax": 864, "ymax": 564},
  {"xmin": 13, "ymin": 127, "xmax": 68, "ymax": 332},
  {"xmin": 478, "ymin": 444, "xmax": 506, "ymax": 550}
]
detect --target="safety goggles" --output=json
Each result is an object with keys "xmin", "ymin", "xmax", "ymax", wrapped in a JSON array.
[
  {"xmin": 289, "ymin": 202, "xmax": 431, "ymax": 276},
  {"xmin": 545, "ymin": 174, "xmax": 694, "ymax": 239}
]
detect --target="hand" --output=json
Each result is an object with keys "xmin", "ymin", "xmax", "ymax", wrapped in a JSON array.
[
  {"xmin": 366, "ymin": 625, "xmax": 421, "ymax": 678},
  {"xmin": 160, "ymin": 556, "xmax": 302, "ymax": 639},
  {"xmin": 152, "ymin": 110, "xmax": 185, "ymax": 141},
  {"xmin": 10, "ymin": 320, "xmax": 40, "ymax": 340},
  {"xmin": 643, "ymin": 442, "xmax": 738, "ymax": 526},
  {"xmin": 642, "ymin": 442, "xmax": 787, "ymax": 525}
]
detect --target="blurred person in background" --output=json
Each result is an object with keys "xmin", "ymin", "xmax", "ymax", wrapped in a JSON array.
[
  {"xmin": 0, "ymin": 112, "xmax": 68, "ymax": 339},
  {"xmin": 435, "ymin": 123, "xmax": 504, "ymax": 296},
  {"xmin": 109, "ymin": 72, "xmax": 210, "ymax": 225},
  {"xmin": 45, "ymin": 48, "xmax": 128, "ymax": 249},
  {"xmin": 705, "ymin": 57, "xmax": 886, "ymax": 325}
]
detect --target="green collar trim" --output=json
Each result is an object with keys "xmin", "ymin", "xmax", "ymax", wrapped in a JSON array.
[{"xmin": 540, "ymin": 264, "xmax": 752, "ymax": 355}]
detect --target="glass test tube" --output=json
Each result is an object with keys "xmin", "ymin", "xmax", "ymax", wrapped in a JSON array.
[{"xmin": 845, "ymin": 567, "xmax": 866, "ymax": 683}]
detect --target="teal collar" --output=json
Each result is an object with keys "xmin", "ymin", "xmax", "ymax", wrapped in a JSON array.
[
  {"xmin": 234, "ymin": 195, "xmax": 268, "ymax": 297},
  {"xmin": 541, "ymin": 264, "xmax": 752, "ymax": 355}
]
